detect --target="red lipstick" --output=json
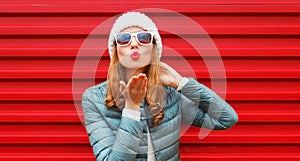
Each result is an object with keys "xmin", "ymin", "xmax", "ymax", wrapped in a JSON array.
[{"xmin": 130, "ymin": 51, "xmax": 140, "ymax": 60}]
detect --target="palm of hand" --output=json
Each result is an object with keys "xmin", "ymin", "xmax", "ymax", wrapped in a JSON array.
[{"xmin": 119, "ymin": 73, "xmax": 147, "ymax": 110}]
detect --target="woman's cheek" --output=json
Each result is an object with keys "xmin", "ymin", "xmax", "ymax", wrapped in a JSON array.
[
  {"xmin": 116, "ymin": 46, "xmax": 126, "ymax": 56},
  {"xmin": 140, "ymin": 46, "xmax": 153, "ymax": 56},
  {"xmin": 145, "ymin": 47, "xmax": 153, "ymax": 62},
  {"xmin": 117, "ymin": 47, "xmax": 129, "ymax": 61}
]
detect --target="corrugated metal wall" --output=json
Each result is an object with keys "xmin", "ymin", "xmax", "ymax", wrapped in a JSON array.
[{"xmin": 1, "ymin": 0, "xmax": 300, "ymax": 160}]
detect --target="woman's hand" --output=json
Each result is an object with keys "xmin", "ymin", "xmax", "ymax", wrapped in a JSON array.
[
  {"xmin": 119, "ymin": 73, "xmax": 147, "ymax": 111},
  {"xmin": 160, "ymin": 62, "xmax": 183, "ymax": 89}
]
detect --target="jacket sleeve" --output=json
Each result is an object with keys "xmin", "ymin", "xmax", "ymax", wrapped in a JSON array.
[
  {"xmin": 179, "ymin": 78, "xmax": 238, "ymax": 130},
  {"xmin": 82, "ymin": 87, "xmax": 143, "ymax": 161}
]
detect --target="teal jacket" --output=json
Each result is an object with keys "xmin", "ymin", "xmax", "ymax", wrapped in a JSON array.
[{"xmin": 82, "ymin": 78, "xmax": 238, "ymax": 161}]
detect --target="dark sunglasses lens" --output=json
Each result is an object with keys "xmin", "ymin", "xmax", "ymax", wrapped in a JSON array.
[
  {"xmin": 116, "ymin": 33, "xmax": 131, "ymax": 45},
  {"xmin": 137, "ymin": 32, "xmax": 152, "ymax": 44}
]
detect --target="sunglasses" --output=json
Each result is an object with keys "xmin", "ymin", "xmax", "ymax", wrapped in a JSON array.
[{"xmin": 115, "ymin": 32, "xmax": 153, "ymax": 46}]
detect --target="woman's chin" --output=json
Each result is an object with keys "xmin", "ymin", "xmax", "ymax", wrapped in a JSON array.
[{"xmin": 120, "ymin": 62, "xmax": 148, "ymax": 70}]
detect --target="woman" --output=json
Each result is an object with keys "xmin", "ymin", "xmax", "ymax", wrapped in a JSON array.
[{"xmin": 82, "ymin": 11, "xmax": 238, "ymax": 161}]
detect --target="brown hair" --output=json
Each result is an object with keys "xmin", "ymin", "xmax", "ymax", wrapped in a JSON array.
[{"xmin": 105, "ymin": 43, "xmax": 165, "ymax": 127}]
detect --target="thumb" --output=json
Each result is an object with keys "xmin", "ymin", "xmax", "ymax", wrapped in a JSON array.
[{"xmin": 119, "ymin": 80, "xmax": 126, "ymax": 92}]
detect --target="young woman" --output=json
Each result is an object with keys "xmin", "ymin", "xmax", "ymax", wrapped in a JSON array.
[{"xmin": 82, "ymin": 11, "xmax": 238, "ymax": 161}]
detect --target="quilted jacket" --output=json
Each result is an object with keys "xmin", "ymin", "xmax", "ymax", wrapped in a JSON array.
[{"xmin": 82, "ymin": 78, "xmax": 238, "ymax": 161}]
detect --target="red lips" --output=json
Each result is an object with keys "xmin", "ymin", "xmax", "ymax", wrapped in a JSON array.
[{"xmin": 130, "ymin": 51, "xmax": 140, "ymax": 60}]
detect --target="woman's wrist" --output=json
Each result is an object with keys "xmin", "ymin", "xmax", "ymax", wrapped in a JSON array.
[
  {"xmin": 177, "ymin": 77, "xmax": 190, "ymax": 91},
  {"xmin": 125, "ymin": 101, "xmax": 140, "ymax": 111}
]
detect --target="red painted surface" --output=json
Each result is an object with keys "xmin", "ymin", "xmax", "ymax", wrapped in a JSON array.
[{"xmin": 0, "ymin": 0, "xmax": 300, "ymax": 160}]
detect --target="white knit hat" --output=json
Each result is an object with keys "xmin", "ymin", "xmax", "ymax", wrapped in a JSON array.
[{"xmin": 108, "ymin": 12, "xmax": 162, "ymax": 59}]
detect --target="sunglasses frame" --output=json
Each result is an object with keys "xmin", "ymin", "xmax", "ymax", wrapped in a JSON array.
[{"xmin": 114, "ymin": 31, "xmax": 154, "ymax": 46}]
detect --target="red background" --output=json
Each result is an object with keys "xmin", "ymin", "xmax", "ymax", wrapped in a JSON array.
[{"xmin": 1, "ymin": 0, "xmax": 300, "ymax": 160}]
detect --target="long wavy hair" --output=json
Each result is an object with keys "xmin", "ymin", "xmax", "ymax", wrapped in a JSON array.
[{"xmin": 105, "ymin": 42, "xmax": 165, "ymax": 127}]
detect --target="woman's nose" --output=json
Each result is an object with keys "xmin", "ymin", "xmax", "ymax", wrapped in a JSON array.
[{"xmin": 130, "ymin": 36, "xmax": 139, "ymax": 46}]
